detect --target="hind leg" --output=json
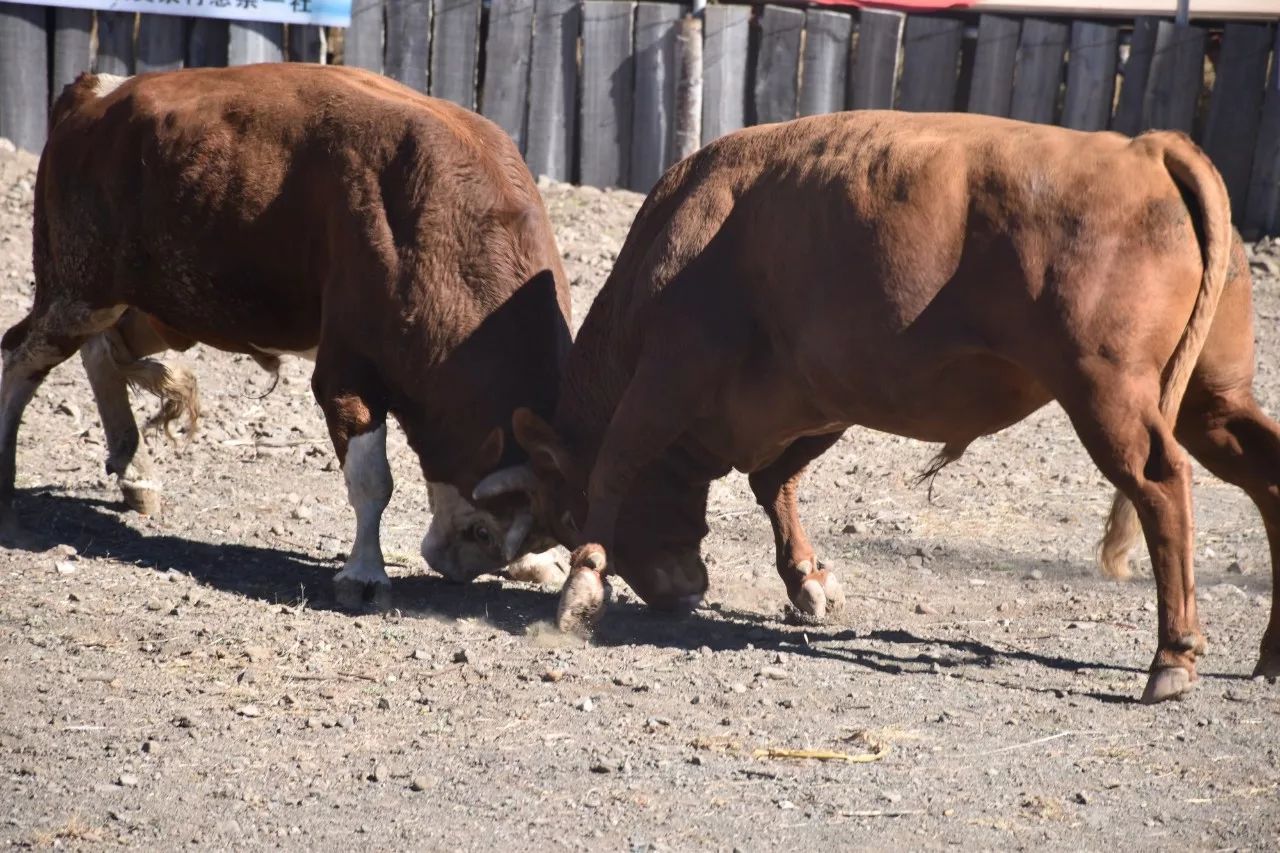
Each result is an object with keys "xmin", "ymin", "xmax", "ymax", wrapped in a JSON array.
[
  {"xmin": 1, "ymin": 305, "xmax": 124, "ymax": 534},
  {"xmin": 80, "ymin": 312, "xmax": 173, "ymax": 514},
  {"xmin": 313, "ymin": 348, "xmax": 393, "ymax": 611},
  {"xmin": 1176, "ymin": 386, "xmax": 1280, "ymax": 679},
  {"xmin": 1063, "ymin": 370, "xmax": 1202, "ymax": 703},
  {"xmin": 748, "ymin": 432, "xmax": 844, "ymax": 620}
]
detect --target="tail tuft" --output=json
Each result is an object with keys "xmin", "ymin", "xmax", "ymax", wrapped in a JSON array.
[{"xmin": 120, "ymin": 358, "xmax": 200, "ymax": 442}]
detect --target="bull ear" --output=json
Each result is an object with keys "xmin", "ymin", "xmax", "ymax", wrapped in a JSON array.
[
  {"xmin": 475, "ymin": 426, "xmax": 505, "ymax": 473},
  {"xmin": 512, "ymin": 407, "xmax": 569, "ymax": 476}
]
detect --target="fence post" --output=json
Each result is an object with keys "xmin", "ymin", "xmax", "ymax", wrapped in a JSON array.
[
  {"xmin": 967, "ymin": 14, "xmax": 1019, "ymax": 117},
  {"xmin": 1203, "ymin": 22, "xmax": 1273, "ymax": 221},
  {"xmin": 580, "ymin": 0, "xmax": 634, "ymax": 188},
  {"xmin": 848, "ymin": 9, "xmax": 903, "ymax": 110},
  {"xmin": 51, "ymin": 8, "xmax": 93, "ymax": 101},
  {"xmin": 526, "ymin": 0, "xmax": 579, "ymax": 182},
  {"xmin": 1141, "ymin": 19, "xmax": 1205, "ymax": 133},
  {"xmin": 1009, "ymin": 17, "xmax": 1068, "ymax": 125},
  {"xmin": 229, "ymin": 21, "xmax": 285, "ymax": 65},
  {"xmin": 1061, "ymin": 21, "xmax": 1118, "ymax": 131},
  {"xmin": 385, "ymin": 0, "xmax": 431, "ymax": 92},
  {"xmin": 138, "ymin": 15, "xmax": 187, "ymax": 72},
  {"xmin": 343, "ymin": 0, "xmax": 384, "ymax": 72},
  {"xmin": 898, "ymin": 15, "xmax": 963, "ymax": 112},
  {"xmin": 673, "ymin": 14, "xmax": 702, "ymax": 160},
  {"xmin": 0, "ymin": 3, "xmax": 49, "ymax": 152},
  {"xmin": 430, "ymin": 0, "xmax": 481, "ymax": 107},
  {"xmin": 799, "ymin": 9, "xmax": 851, "ymax": 117},
  {"xmin": 754, "ymin": 5, "xmax": 803, "ymax": 125},
  {"xmin": 1112, "ymin": 16, "xmax": 1157, "ymax": 135},
  {"xmin": 1245, "ymin": 27, "xmax": 1280, "ymax": 237},
  {"xmin": 483, "ymin": 0, "xmax": 535, "ymax": 150},
  {"xmin": 188, "ymin": 20, "xmax": 231, "ymax": 67},
  {"xmin": 701, "ymin": 4, "xmax": 749, "ymax": 144}
]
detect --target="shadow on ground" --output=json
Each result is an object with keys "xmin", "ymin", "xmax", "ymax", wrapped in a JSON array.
[{"xmin": 5, "ymin": 490, "xmax": 1253, "ymax": 705}]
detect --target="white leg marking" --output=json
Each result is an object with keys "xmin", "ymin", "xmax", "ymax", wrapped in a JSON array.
[{"xmin": 334, "ymin": 424, "xmax": 393, "ymax": 597}]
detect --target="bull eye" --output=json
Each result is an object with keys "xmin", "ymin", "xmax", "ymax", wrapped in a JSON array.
[{"xmin": 468, "ymin": 523, "xmax": 493, "ymax": 547}]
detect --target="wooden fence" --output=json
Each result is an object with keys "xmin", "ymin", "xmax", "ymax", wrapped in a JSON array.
[{"xmin": 0, "ymin": 2, "xmax": 1278, "ymax": 235}]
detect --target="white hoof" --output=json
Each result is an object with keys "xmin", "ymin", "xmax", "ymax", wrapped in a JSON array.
[
  {"xmin": 1141, "ymin": 666, "xmax": 1194, "ymax": 704},
  {"xmin": 791, "ymin": 571, "xmax": 843, "ymax": 621},
  {"xmin": 557, "ymin": 568, "xmax": 605, "ymax": 636},
  {"xmin": 506, "ymin": 549, "xmax": 569, "ymax": 586},
  {"xmin": 120, "ymin": 478, "xmax": 161, "ymax": 516}
]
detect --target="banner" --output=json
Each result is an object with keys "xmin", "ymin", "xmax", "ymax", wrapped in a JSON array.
[{"xmin": 24, "ymin": 0, "xmax": 350, "ymax": 27}]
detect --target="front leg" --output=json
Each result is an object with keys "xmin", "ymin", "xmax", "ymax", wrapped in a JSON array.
[
  {"xmin": 334, "ymin": 422, "xmax": 394, "ymax": 610},
  {"xmin": 314, "ymin": 352, "xmax": 393, "ymax": 611},
  {"xmin": 748, "ymin": 433, "xmax": 844, "ymax": 620}
]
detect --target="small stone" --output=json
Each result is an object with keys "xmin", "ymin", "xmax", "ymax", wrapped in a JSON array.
[
  {"xmin": 907, "ymin": 555, "xmax": 924, "ymax": 570},
  {"xmin": 452, "ymin": 649, "xmax": 470, "ymax": 664},
  {"xmin": 144, "ymin": 598, "xmax": 167, "ymax": 612},
  {"xmin": 291, "ymin": 505, "xmax": 313, "ymax": 521},
  {"xmin": 842, "ymin": 521, "xmax": 867, "ymax": 535},
  {"xmin": 780, "ymin": 698, "xmax": 796, "ymax": 709},
  {"xmin": 1226, "ymin": 561, "xmax": 1247, "ymax": 575},
  {"xmin": 377, "ymin": 697, "xmax": 391, "ymax": 711},
  {"xmin": 370, "ymin": 764, "xmax": 388, "ymax": 783},
  {"xmin": 270, "ymin": 524, "xmax": 287, "ymax": 537},
  {"xmin": 1026, "ymin": 569, "xmax": 1044, "ymax": 581},
  {"xmin": 760, "ymin": 666, "xmax": 788, "ymax": 681},
  {"xmin": 542, "ymin": 669, "xmax": 565, "ymax": 682},
  {"xmin": 996, "ymin": 602, "xmax": 1010, "ymax": 612},
  {"xmin": 117, "ymin": 773, "xmax": 139, "ymax": 787},
  {"xmin": 235, "ymin": 705, "xmax": 261, "ymax": 718},
  {"xmin": 54, "ymin": 561, "xmax": 76, "ymax": 576},
  {"xmin": 336, "ymin": 715, "xmax": 355, "ymax": 729},
  {"xmin": 915, "ymin": 602, "xmax": 938, "ymax": 615},
  {"xmin": 729, "ymin": 683, "xmax": 747, "ymax": 694},
  {"xmin": 689, "ymin": 754, "xmax": 704, "ymax": 766},
  {"xmin": 243, "ymin": 646, "xmax": 270, "ymax": 663},
  {"xmin": 409, "ymin": 776, "xmax": 432, "ymax": 792},
  {"xmin": 305, "ymin": 717, "xmax": 321, "ymax": 729},
  {"xmin": 575, "ymin": 696, "xmax": 594, "ymax": 712},
  {"xmin": 410, "ymin": 649, "xmax": 429, "ymax": 661}
]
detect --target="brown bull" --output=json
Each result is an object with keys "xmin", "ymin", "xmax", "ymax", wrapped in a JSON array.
[
  {"xmin": 479, "ymin": 111, "xmax": 1272, "ymax": 704},
  {"xmin": 2, "ymin": 64, "xmax": 571, "ymax": 607}
]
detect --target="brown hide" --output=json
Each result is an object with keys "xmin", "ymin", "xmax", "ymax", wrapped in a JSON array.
[
  {"xmin": 517, "ymin": 111, "xmax": 1277, "ymax": 703},
  {"xmin": 34, "ymin": 64, "xmax": 570, "ymax": 487}
]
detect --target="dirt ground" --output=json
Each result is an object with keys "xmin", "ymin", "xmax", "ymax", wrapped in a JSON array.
[{"xmin": 1, "ymin": 139, "xmax": 1279, "ymax": 851}]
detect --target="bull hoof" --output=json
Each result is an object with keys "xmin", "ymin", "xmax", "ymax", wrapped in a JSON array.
[
  {"xmin": 789, "ymin": 566, "xmax": 844, "ymax": 622},
  {"xmin": 1251, "ymin": 645, "xmax": 1280, "ymax": 681},
  {"xmin": 120, "ymin": 482, "xmax": 161, "ymax": 516},
  {"xmin": 1141, "ymin": 666, "xmax": 1195, "ymax": 704},
  {"xmin": 557, "ymin": 558, "xmax": 606, "ymax": 636},
  {"xmin": 333, "ymin": 576, "xmax": 392, "ymax": 612}
]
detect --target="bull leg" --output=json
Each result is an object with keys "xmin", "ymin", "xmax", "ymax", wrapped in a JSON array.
[
  {"xmin": 313, "ymin": 354, "xmax": 393, "ymax": 611},
  {"xmin": 80, "ymin": 317, "xmax": 168, "ymax": 515},
  {"xmin": 1175, "ymin": 387, "xmax": 1280, "ymax": 679},
  {"xmin": 748, "ymin": 432, "xmax": 844, "ymax": 620},
  {"xmin": 1, "ymin": 305, "xmax": 124, "ymax": 536},
  {"xmin": 1064, "ymin": 374, "xmax": 1201, "ymax": 704},
  {"xmin": 560, "ymin": 329, "xmax": 731, "ymax": 634}
]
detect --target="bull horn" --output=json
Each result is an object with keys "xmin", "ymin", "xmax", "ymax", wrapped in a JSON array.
[
  {"xmin": 472, "ymin": 464, "xmax": 538, "ymax": 502},
  {"xmin": 503, "ymin": 509, "xmax": 534, "ymax": 562}
]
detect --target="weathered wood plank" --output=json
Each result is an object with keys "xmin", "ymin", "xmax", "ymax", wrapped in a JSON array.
[
  {"xmin": 343, "ymin": 0, "xmax": 383, "ymax": 72},
  {"xmin": 580, "ymin": 0, "xmax": 634, "ymax": 188},
  {"xmin": 137, "ymin": 15, "xmax": 186, "ymax": 73},
  {"xmin": 95, "ymin": 12, "xmax": 137, "ymax": 76},
  {"xmin": 630, "ymin": 2, "xmax": 680, "ymax": 191},
  {"xmin": 673, "ymin": 15, "xmax": 701, "ymax": 161},
  {"xmin": 51, "ymin": 8, "xmax": 93, "ymax": 101},
  {"xmin": 1112, "ymin": 16, "xmax": 1157, "ymax": 135},
  {"xmin": 525, "ymin": 0, "xmax": 579, "ymax": 181},
  {"xmin": 1244, "ymin": 26, "xmax": 1280, "ymax": 237},
  {"xmin": 849, "ymin": 8, "xmax": 904, "ymax": 110},
  {"xmin": 1141, "ymin": 20, "xmax": 1205, "ymax": 133},
  {"xmin": 1061, "ymin": 20, "xmax": 1118, "ymax": 131},
  {"xmin": 1203, "ymin": 23, "xmax": 1272, "ymax": 221},
  {"xmin": 799, "ymin": 9, "xmax": 852, "ymax": 117},
  {"xmin": 1009, "ymin": 17, "xmax": 1067, "ymax": 125},
  {"xmin": 385, "ymin": 0, "xmax": 430, "ymax": 92},
  {"xmin": 701, "ymin": 4, "xmax": 749, "ymax": 143},
  {"xmin": 0, "ymin": 3, "xmax": 48, "ymax": 152},
  {"xmin": 289, "ymin": 25, "xmax": 325, "ymax": 62},
  {"xmin": 480, "ymin": 0, "xmax": 534, "ymax": 149},
  {"xmin": 967, "ymin": 14, "xmax": 1019, "ymax": 117},
  {"xmin": 229, "ymin": 21, "xmax": 285, "ymax": 65},
  {"xmin": 898, "ymin": 14, "xmax": 964, "ymax": 112},
  {"xmin": 754, "ymin": 5, "xmax": 803, "ymax": 125},
  {"xmin": 430, "ymin": 0, "xmax": 481, "ymax": 107},
  {"xmin": 188, "ymin": 19, "xmax": 230, "ymax": 68}
]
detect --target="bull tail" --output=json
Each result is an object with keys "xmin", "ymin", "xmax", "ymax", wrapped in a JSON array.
[
  {"xmin": 1098, "ymin": 132, "xmax": 1233, "ymax": 581},
  {"xmin": 119, "ymin": 357, "xmax": 201, "ymax": 443}
]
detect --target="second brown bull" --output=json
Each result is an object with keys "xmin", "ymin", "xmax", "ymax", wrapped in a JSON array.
[{"xmin": 477, "ymin": 110, "xmax": 1276, "ymax": 705}]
